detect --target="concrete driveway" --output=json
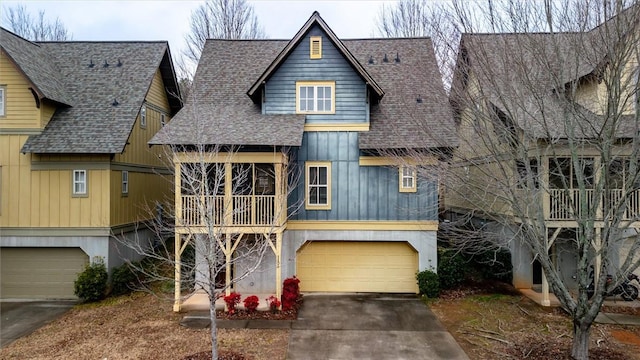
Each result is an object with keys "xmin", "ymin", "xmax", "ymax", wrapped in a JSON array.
[
  {"xmin": 287, "ymin": 294, "xmax": 469, "ymax": 360},
  {"xmin": 0, "ymin": 301, "xmax": 74, "ymax": 348}
]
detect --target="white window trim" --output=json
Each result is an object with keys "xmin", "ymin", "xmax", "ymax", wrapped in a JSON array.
[
  {"xmin": 122, "ymin": 170, "xmax": 129, "ymax": 195},
  {"xmin": 305, "ymin": 161, "xmax": 331, "ymax": 210},
  {"xmin": 296, "ymin": 81, "xmax": 336, "ymax": 114},
  {"xmin": 140, "ymin": 105, "xmax": 147, "ymax": 128},
  {"xmin": 72, "ymin": 170, "xmax": 88, "ymax": 196},
  {"xmin": 0, "ymin": 86, "xmax": 5, "ymax": 117},
  {"xmin": 399, "ymin": 166, "xmax": 417, "ymax": 193}
]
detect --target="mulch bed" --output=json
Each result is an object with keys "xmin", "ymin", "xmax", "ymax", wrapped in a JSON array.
[{"xmin": 182, "ymin": 296, "xmax": 303, "ymax": 360}]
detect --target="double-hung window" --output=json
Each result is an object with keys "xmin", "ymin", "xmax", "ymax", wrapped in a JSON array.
[
  {"xmin": 399, "ymin": 166, "xmax": 417, "ymax": 193},
  {"xmin": 140, "ymin": 105, "xmax": 147, "ymax": 128},
  {"xmin": 0, "ymin": 86, "xmax": 5, "ymax": 117},
  {"xmin": 296, "ymin": 81, "xmax": 335, "ymax": 114},
  {"xmin": 306, "ymin": 162, "xmax": 331, "ymax": 209},
  {"xmin": 122, "ymin": 170, "xmax": 129, "ymax": 195},
  {"xmin": 73, "ymin": 170, "xmax": 87, "ymax": 196}
]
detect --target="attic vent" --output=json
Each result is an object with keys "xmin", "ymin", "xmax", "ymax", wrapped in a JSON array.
[
  {"xmin": 88, "ymin": 59, "xmax": 95, "ymax": 68},
  {"xmin": 103, "ymin": 60, "xmax": 109, "ymax": 68},
  {"xmin": 117, "ymin": 59, "xmax": 123, "ymax": 67},
  {"xmin": 310, "ymin": 36, "xmax": 322, "ymax": 59}
]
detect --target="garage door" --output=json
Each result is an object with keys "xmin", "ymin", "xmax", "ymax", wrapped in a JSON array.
[
  {"xmin": 1, "ymin": 248, "xmax": 89, "ymax": 299},
  {"xmin": 296, "ymin": 241, "xmax": 418, "ymax": 293}
]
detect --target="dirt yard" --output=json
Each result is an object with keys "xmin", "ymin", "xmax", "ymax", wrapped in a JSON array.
[
  {"xmin": 429, "ymin": 283, "xmax": 640, "ymax": 360},
  {"xmin": 0, "ymin": 292, "xmax": 289, "ymax": 360}
]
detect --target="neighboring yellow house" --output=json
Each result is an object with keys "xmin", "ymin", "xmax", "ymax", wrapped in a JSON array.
[
  {"xmin": 446, "ymin": 7, "xmax": 640, "ymax": 305},
  {"xmin": 0, "ymin": 28, "xmax": 182, "ymax": 299}
]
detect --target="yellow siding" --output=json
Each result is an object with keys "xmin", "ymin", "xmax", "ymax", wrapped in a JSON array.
[
  {"xmin": 111, "ymin": 68, "xmax": 173, "ymax": 225},
  {"xmin": 0, "ymin": 52, "xmax": 41, "ymax": 129},
  {"xmin": 40, "ymin": 102, "xmax": 57, "ymax": 129},
  {"xmin": 109, "ymin": 170, "xmax": 172, "ymax": 226},
  {"xmin": 0, "ymin": 135, "xmax": 110, "ymax": 227}
]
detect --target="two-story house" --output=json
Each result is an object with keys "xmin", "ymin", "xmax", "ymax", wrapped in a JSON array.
[
  {"xmin": 150, "ymin": 12, "xmax": 456, "ymax": 310},
  {"xmin": 447, "ymin": 7, "xmax": 640, "ymax": 305},
  {"xmin": 0, "ymin": 28, "xmax": 181, "ymax": 299}
]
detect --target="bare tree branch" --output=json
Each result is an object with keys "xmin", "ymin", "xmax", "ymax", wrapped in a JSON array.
[{"xmin": 2, "ymin": 4, "xmax": 71, "ymax": 41}]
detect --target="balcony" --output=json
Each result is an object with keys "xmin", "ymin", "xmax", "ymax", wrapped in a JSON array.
[
  {"xmin": 180, "ymin": 194, "xmax": 281, "ymax": 227},
  {"xmin": 547, "ymin": 189, "xmax": 640, "ymax": 221}
]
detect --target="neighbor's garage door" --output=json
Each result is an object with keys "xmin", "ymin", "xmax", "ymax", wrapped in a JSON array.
[
  {"xmin": 1, "ymin": 248, "xmax": 89, "ymax": 299},
  {"xmin": 296, "ymin": 241, "xmax": 418, "ymax": 293}
]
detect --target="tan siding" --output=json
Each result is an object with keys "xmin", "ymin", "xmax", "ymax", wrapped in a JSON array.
[
  {"xmin": 40, "ymin": 102, "xmax": 57, "ymax": 128},
  {"xmin": 0, "ymin": 134, "xmax": 110, "ymax": 228},
  {"xmin": 0, "ymin": 53, "xmax": 41, "ymax": 129},
  {"xmin": 110, "ymin": 169, "xmax": 171, "ymax": 226}
]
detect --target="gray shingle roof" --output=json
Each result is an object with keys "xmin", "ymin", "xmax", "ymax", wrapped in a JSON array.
[
  {"xmin": 0, "ymin": 28, "xmax": 71, "ymax": 105},
  {"xmin": 1, "ymin": 28, "xmax": 182, "ymax": 154},
  {"xmin": 150, "ymin": 40, "xmax": 306, "ymax": 147},
  {"xmin": 151, "ymin": 37, "xmax": 458, "ymax": 150},
  {"xmin": 452, "ymin": 5, "xmax": 639, "ymax": 139}
]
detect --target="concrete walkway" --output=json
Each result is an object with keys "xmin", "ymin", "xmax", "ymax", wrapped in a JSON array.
[{"xmin": 287, "ymin": 294, "xmax": 469, "ymax": 360}]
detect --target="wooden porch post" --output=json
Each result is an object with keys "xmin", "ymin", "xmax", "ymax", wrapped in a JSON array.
[
  {"xmin": 276, "ymin": 232, "xmax": 282, "ymax": 302},
  {"xmin": 173, "ymin": 233, "xmax": 182, "ymax": 312}
]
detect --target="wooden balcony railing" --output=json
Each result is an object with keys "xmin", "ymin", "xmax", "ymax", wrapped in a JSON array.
[
  {"xmin": 548, "ymin": 189, "xmax": 640, "ymax": 221},
  {"xmin": 179, "ymin": 195, "xmax": 279, "ymax": 227}
]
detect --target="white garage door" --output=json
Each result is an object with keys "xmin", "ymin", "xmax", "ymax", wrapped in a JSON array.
[
  {"xmin": 1, "ymin": 247, "xmax": 89, "ymax": 299},
  {"xmin": 296, "ymin": 241, "xmax": 418, "ymax": 293}
]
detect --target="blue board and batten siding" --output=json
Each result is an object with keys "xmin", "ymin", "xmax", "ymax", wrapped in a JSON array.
[
  {"xmin": 264, "ymin": 26, "xmax": 368, "ymax": 123},
  {"xmin": 262, "ymin": 24, "xmax": 438, "ymax": 222},
  {"xmin": 289, "ymin": 132, "xmax": 438, "ymax": 221}
]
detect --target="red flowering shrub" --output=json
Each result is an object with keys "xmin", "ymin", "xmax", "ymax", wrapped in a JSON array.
[
  {"xmin": 243, "ymin": 295, "xmax": 260, "ymax": 313},
  {"xmin": 223, "ymin": 292, "xmax": 241, "ymax": 314},
  {"xmin": 282, "ymin": 276, "xmax": 300, "ymax": 311},
  {"xmin": 266, "ymin": 295, "xmax": 281, "ymax": 313}
]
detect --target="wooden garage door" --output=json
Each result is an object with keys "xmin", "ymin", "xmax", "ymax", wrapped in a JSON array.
[
  {"xmin": 296, "ymin": 241, "xmax": 418, "ymax": 293},
  {"xmin": 1, "ymin": 248, "xmax": 89, "ymax": 299}
]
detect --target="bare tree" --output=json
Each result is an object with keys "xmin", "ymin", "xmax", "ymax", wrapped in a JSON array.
[
  {"xmin": 384, "ymin": 1, "xmax": 640, "ymax": 359},
  {"xmin": 376, "ymin": 0, "xmax": 460, "ymax": 87},
  {"xmin": 117, "ymin": 81, "xmax": 301, "ymax": 359},
  {"xmin": 2, "ymin": 4, "xmax": 71, "ymax": 41},
  {"xmin": 182, "ymin": 0, "xmax": 265, "ymax": 66}
]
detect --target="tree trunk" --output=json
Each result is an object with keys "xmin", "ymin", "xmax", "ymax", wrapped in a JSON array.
[
  {"xmin": 210, "ymin": 297, "xmax": 218, "ymax": 360},
  {"xmin": 571, "ymin": 321, "xmax": 590, "ymax": 360}
]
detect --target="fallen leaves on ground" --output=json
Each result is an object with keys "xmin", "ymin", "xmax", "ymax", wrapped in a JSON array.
[
  {"xmin": 430, "ymin": 282, "xmax": 640, "ymax": 360},
  {"xmin": 0, "ymin": 292, "xmax": 289, "ymax": 360}
]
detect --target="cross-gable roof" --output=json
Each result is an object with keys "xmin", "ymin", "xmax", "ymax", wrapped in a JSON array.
[
  {"xmin": 0, "ymin": 28, "xmax": 71, "ymax": 106},
  {"xmin": 0, "ymin": 28, "xmax": 182, "ymax": 154},
  {"xmin": 151, "ymin": 13, "xmax": 457, "ymax": 151},
  {"xmin": 450, "ymin": 5, "xmax": 639, "ymax": 139},
  {"xmin": 246, "ymin": 11, "xmax": 384, "ymax": 104}
]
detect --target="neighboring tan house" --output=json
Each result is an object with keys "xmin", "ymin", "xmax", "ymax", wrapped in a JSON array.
[
  {"xmin": 447, "ymin": 8, "xmax": 640, "ymax": 305},
  {"xmin": 0, "ymin": 28, "xmax": 181, "ymax": 299},
  {"xmin": 150, "ymin": 12, "xmax": 456, "ymax": 310}
]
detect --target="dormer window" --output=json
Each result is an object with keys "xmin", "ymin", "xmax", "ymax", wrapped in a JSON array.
[
  {"xmin": 310, "ymin": 36, "xmax": 322, "ymax": 59},
  {"xmin": 296, "ymin": 81, "xmax": 335, "ymax": 114}
]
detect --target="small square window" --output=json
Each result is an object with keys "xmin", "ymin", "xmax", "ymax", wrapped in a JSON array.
[
  {"xmin": 399, "ymin": 166, "xmax": 416, "ymax": 193},
  {"xmin": 140, "ymin": 105, "xmax": 147, "ymax": 128},
  {"xmin": 305, "ymin": 162, "xmax": 331, "ymax": 210},
  {"xmin": 122, "ymin": 170, "xmax": 129, "ymax": 195},
  {"xmin": 73, "ymin": 170, "xmax": 87, "ymax": 195},
  {"xmin": 0, "ymin": 87, "xmax": 5, "ymax": 116}
]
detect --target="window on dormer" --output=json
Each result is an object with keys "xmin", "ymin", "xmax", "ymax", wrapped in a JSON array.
[
  {"xmin": 0, "ymin": 86, "xmax": 5, "ymax": 116},
  {"xmin": 310, "ymin": 36, "xmax": 322, "ymax": 59},
  {"xmin": 296, "ymin": 81, "xmax": 335, "ymax": 114}
]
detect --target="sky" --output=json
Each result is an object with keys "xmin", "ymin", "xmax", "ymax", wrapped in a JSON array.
[{"xmin": 1, "ymin": 1, "xmax": 396, "ymax": 62}]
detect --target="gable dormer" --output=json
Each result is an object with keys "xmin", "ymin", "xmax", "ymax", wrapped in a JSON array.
[{"xmin": 247, "ymin": 11, "xmax": 384, "ymax": 114}]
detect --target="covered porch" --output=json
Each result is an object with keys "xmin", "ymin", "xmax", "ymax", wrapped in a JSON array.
[{"xmin": 171, "ymin": 152, "xmax": 289, "ymax": 312}]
